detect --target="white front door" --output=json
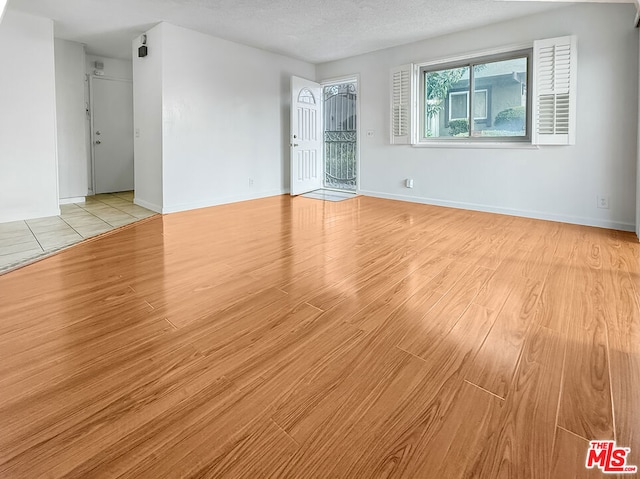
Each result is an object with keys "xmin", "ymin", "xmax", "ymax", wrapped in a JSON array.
[
  {"xmin": 91, "ymin": 77, "xmax": 134, "ymax": 194},
  {"xmin": 290, "ymin": 76, "xmax": 322, "ymax": 196}
]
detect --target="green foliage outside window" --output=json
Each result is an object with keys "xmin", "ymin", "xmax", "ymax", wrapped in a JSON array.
[
  {"xmin": 494, "ymin": 106, "xmax": 526, "ymax": 131},
  {"xmin": 425, "ymin": 68, "xmax": 467, "ymax": 120},
  {"xmin": 448, "ymin": 119, "xmax": 469, "ymax": 136}
]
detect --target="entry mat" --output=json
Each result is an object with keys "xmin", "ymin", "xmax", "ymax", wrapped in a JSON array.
[{"xmin": 301, "ymin": 189, "xmax": 357, "ymax": 202}]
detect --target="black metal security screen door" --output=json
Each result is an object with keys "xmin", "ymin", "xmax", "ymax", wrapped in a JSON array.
[{"xmin": 323, "ymin": 82, "xmax": 357, "ymax": 191}]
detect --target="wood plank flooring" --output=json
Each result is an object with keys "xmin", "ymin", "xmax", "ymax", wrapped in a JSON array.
[{"xmin": 0, "ymin": 194, "xmax": 639, "ymax": 478}]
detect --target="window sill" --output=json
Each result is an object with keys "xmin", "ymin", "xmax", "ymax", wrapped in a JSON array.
[{"xmin": 411, "ymin": 142, "xmax": 539, "ymax": 150}]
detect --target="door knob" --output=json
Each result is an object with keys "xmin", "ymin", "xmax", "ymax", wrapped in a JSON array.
[{"xmin": 95, "ymin": 140, "xmax": 101, "ymax": 145}]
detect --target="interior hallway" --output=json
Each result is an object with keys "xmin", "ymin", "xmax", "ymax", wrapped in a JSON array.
[{"xmin": 0, "ymin": 191, "xmax": 155, "ymax": 273}]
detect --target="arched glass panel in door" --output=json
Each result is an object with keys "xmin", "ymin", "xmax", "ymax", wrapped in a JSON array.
[{"xmin": 298, "ymin": 88, "xmax": 316, "ymax": 105}]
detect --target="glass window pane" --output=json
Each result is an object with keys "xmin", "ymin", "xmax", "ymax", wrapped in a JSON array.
[
  {"xmin": 424, "ymin": 66, "xmax": 469, "ymax": 138},
  {"xmin": 472, "ymin": 57, "xmax": 527, "ymax": 138}
]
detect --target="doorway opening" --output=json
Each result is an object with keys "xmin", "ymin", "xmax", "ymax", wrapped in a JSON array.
[
  {"xmin": 89, "ymin": 76, "xmax": 134, "ymax": 195},
  {"xmin": 323, "ymin": 80, "xmax": 357, "ymax": 192}
]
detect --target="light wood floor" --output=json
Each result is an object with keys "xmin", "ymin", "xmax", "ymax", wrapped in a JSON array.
[{"xmin": 0, "ymin": 195, "xmax": 638, "ymax": 478}]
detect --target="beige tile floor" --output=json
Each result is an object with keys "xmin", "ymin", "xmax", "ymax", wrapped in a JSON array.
[{"xmin": 0, "ymin": 191, "xmax": 156, "ymax": 274}]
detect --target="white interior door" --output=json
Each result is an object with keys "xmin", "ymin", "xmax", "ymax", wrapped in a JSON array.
[
  {"xmin": 290, "ymin": 76, "xmax": 322, "ymax": 196},
  {"xmin": 92, "ymin": 77, "xmax": 134, "ymax": 194}
]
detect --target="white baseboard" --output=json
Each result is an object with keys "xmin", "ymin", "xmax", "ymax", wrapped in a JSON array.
[
  {"xmin": 161, "ymin": 189, "xmax": 288, "ymax": 214},
  {"xmin": 59, "ymin": 196, "xmax": 86, "ymax": 205},
  {"xmin": 359, "ymin": 189, "xmax": 635, "ymax": 232},
  {"xmin": 133, "ymin": 198, "xmax": 162, "ymax": 213},
  {"xmin": 0, "ymin": 207, "xmax": 61, "ymax": 224}
]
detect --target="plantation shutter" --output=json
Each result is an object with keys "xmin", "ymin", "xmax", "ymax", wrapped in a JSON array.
[
  {"xmin": 532, "ymin": 36, "xmax": 577, "ymax": 145},
  {"xmin": 390, "ymin": 64, "xmax": 414, "ymax": 144}
]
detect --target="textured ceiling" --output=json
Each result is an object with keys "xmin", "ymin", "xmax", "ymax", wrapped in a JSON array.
[{"xmin": 8, "ymin": 0, "xmax": 582, "ymax": 63}]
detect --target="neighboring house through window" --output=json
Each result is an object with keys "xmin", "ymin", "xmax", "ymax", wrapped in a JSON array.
[
  {"xmin": 423, "ymin": 52, "xmax": 531, "ymax": 141},
  {"xmin": 448, "ymin": 90, "xmax": 488, "ymax": 121}
]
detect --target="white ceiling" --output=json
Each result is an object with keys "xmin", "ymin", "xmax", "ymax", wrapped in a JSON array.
[{"xmin": 6, "ymin": 0, "xmax": 623, "ymax": 63}]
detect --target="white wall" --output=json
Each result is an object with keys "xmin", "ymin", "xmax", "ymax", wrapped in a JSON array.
[
  {"xmin": 133, "ymin": 22, "xmax": 316, "ymax": 213},
  {"xmin": 0, "ymin": 11, "xmax": 59, "ymax": 223},
  {"xmin": 132, "ymin": 24, "xmax": 164, "ymax": 212},
  {"xmin": 318, "ymin": 3, "xmax": 639, "ymax": 231},
  {"xmin": 55, "ymin": 38, "xmax": 88, "ymax": 200}
]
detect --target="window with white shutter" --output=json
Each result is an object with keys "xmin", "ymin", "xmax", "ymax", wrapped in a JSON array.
[
  {"xmin": 532, "ymin": 36, "xmax": 577, "ymax": 145},
  {"xmin": 390, "ymin": 64, "xmax": 413, "ymax": 144},
  {"xmin": 390, "ymin": 36, "xmax": 577, "ymax": 147}
]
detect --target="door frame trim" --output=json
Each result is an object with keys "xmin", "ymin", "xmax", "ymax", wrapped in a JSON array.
[
  {"xmin": 88, "ymin": 75, "xmax": 133, "ymax": 195},
  {"xmin": 319, "ymin": 74, "xmax": 361, "ymax": 194}
]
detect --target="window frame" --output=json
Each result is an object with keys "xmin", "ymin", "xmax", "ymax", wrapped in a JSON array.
[
  {"xmin": 448, "ymin": 91, "xmax": 469, "ymax": 122},
  {"xmin": 447, "ymin": 89, "xmax": 489, "ymax": 122},
  {"xmin": 473, "ymin": 89, "xmax": 489, "ymax": 121},
  {"xmin": 419, "ymin": 48, "xmax": 533, "ymax": 144}
]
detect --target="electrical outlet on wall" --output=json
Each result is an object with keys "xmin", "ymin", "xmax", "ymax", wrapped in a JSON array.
[
  {"xmin": 248, "ymin": 178, "xmax": 254, "ymax": 187},
  {"xmin": 597, "ymin": 195, "xmax": 609, "ymax": 209}
]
